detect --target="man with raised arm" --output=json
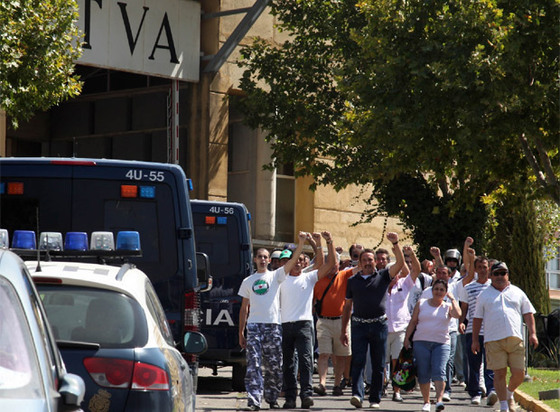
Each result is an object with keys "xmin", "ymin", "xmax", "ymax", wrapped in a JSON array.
[
  {"xmin": 238, "ymin": 242, "xmax": 308, "ymax": 411},
  {"xmin": 340, "ymin": 232, "xmax": 405, "ymax": 409},
  {"xmin": 279, "ymin": 231, "xmax": 337, "ymax": 409}
]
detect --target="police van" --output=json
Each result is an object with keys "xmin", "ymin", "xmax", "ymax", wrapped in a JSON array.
[
  {"xmin": 0, "ymin": 157, "xmax": 211, "ymax": 382},
  {"xmin": 191, "ymin": 200, "xmax": 253, "ymax": 390}
]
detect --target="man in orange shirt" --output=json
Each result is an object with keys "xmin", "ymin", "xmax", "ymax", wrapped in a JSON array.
[{"xmin": 313, "ymin": 254, "xmax": 360, "ymax": 396}]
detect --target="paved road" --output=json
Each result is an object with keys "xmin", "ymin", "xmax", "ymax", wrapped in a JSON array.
[{"xmin": 196, "ymin": 366, "xmax": 519, "ymax": 411}]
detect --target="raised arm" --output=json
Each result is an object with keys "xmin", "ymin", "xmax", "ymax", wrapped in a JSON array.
[
  {"xmin": 283, "ymin": 231, "xmax": 307, "ymax": 274},
  {"xmin": 461, "ymin": 246, "xmax": 476, "ymax": 286},
  {"xmin": 403, "ymin": 245, "xmax": 421, "ymax": 283},
  {"xmin": 308, "ymin": 232, "xmax": 323, "ymax": 270},
  {"xmin": 317, "ymin": 231, "xmax": 336, "ymax": 279},
  {"xmin": 387, "ymin": 232, "xmax": 404, "ymax": 278},
  {"xmin": 430, "ymin": 246, "xmax": 445, "ymax": 268},
  {"xmin": 462, "ymin": 237, "xmax": 474, "ymax": 273}
]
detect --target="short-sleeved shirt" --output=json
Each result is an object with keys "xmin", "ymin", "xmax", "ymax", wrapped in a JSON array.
[
  {"xmin": 461, "ymin": 280, "xmax": 491, "ymax": 334},
  {"xmin": 313, "ymin": 268, "xmax": 354, "ymax": 317},
  {"xmin": 473, "ymin": 283, "xmax": 536, "ymax": 343},
  {"xmin": 238, "ymin": 267, "xmax": 287, "ymax": 324},
  {"xmin": 386, "ymin": 274, "xmax": 415, "ymax": 332},
  {"xmin": 280, "ymin": 270, "xmax": 319, "ymax": 322},
  {"xmin": 346, "ymin": 268, "xmax": 391, "ymax": 319},
  {"xmin": 413, "ymin": 299, "xmax": 452, "ymax": 345},
  {"xmin": 421, "ymin": 280, "xmax": 460, "ymax": 333}
]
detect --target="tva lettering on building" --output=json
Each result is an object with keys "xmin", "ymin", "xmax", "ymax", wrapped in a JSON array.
[{"xmin": 76, "ymin": 0, "xmax": 200, "ymax": 82}]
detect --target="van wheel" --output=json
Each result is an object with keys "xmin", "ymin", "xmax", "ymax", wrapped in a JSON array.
[{"xmin": 232, "ymin": 363, "xmax": 246, "ymax": 392}]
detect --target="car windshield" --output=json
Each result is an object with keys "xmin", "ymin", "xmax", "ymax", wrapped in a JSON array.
[
  {"xmin": 0, "ymin": 277, "xmax": 44, "ymax": 398},
  {"xmin": 37, "ymin": 286, "xmax": 148, "ymax": 348}
]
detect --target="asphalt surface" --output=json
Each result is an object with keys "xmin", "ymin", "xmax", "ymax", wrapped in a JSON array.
[{"xmin": 196, "ymin": 366, "xmax": 522, "ymax": 411}]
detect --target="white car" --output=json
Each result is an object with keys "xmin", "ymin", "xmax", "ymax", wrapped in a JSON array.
[{"xmin": 27, "ymin": 260, "xmax": 207, "ymax": 412}]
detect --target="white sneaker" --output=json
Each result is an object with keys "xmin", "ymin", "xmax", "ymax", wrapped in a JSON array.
[
  {"xmin": 442, "ymin": 392, "xmax": 451, "ymax": 401},
  {"xmin": 487, "ymin": 391, "xmax": 498, "ymax": 406},
  {"xmin": 350, "ymin": 395, "xmax": 362, "ymax": 409},
  {"xmin": 435, "ymin": 401, "xmax": 445, "ymax": 411},
  {"xmin": 471, "ymin": 395, "xmax": 481, "ymax": 405},
  {"xmin": 421, "ymin": 402, "xmax": 431, "ymax": 411},
  {"xmin": 369, "ymin": 403, "xmax": 380, "ymax": 409},
  {"xmin": 430, "ymin": 383, "xmax": 435, "ymax": 391}
]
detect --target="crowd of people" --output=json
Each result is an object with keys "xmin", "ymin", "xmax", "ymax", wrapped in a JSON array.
[{"xmin": 237, "ymin": 232, "xmax": 538, "ymax": 412}]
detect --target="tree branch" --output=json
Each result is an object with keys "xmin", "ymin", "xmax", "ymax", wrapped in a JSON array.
[
  {"xmin": 518, "ymin": 133, "xmax": 548, "ymax": 187},
  {"xmin": 533, "ymin": 135, "xmax": 559, "ymax": 187}
]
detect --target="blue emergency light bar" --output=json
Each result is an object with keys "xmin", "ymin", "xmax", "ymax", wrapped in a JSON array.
[{"xmin": 6, "ymin": 229, "xmax": 142, "ymax": 254}]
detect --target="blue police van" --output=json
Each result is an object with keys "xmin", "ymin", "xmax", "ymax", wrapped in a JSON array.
[
  {"xmin": 191, "ymin": 200, "xmax": 253, "ymax": 390},
  {"xmin": 0, "ymin": 158, "xmax": 210, "ymax": 376}
]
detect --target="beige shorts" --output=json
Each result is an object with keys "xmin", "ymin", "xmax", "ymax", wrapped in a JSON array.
[
  {"xmin": 386, "ymin": 331, "xmax": 405, "ymax": 360},
  {"xmin": 485, "ymin": 336, "xmax": 525, "ymax": 370},
  {"xmin": 316, "ymin": 317, "xmax": 351, "ymax": 357}
]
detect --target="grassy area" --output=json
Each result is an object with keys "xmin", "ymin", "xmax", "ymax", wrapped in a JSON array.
[{"xmin": 518, "ymin": 368, "xmax": 560, "ymax": 411}]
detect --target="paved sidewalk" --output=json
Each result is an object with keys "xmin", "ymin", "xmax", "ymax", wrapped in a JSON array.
[{"xmin": 196, "ymin": 366, "xmax": 526, "ymax": 411}]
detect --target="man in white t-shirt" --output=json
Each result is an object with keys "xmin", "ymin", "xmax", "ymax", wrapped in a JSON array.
[
  {"xmin": 238, "ymin": 244, "xmax": 304, "ymax": 411},
  {"xmin": 280, "ymin": 231, "xmax": 336, "ymax": 409},
  {"xmin": 472, "ymin": 261, "xmax": 538, "ymax": 412}
]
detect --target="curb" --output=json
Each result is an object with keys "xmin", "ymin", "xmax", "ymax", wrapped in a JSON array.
[{"xmin": 515, "ymin": 389, "xmax": 557, "ymax": 412}]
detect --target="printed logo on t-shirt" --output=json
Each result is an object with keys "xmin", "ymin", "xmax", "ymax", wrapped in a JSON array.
[{"xmin": 252, "ymin": 279, "xmax": 270, "ymax": 295}]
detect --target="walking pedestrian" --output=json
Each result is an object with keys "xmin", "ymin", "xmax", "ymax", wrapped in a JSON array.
[
  {"xmin": 471, "ymin": 261, "xmax": 538, "ymax": 412},
  {"xmin": 340, "ymin": 232, "xmax": 405, "ymax": 409},
  {"xmin": 404, "ymin": 279, "xmax": 462, "ymax": 412}
]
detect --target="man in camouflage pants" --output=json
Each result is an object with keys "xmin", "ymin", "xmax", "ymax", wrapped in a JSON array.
[{"xmin": 238, "ymin": 243, "xmax": 304, "ymax": 411}]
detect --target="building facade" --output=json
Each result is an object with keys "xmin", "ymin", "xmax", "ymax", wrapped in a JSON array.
[{"xmin": 0, "ymin": 0, "xmax": 406, "ymax": 256}]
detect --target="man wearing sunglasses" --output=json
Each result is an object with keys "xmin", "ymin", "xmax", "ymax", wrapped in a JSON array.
[{"xmin": 471, "ymin": 261, "xmax": 538, "ymax": 412}]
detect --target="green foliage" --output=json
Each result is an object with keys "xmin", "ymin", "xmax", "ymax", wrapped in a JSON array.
[
  {"xmin": 238, "ymin": 0, "xmax": 558, "ymax": 204},
  {"xmin": 361, "ymin": 174, "xmax": 488, "ymax": 259},
  {"xmin": 237, "ymin": 0, "xmax": 557, "ymax": 304},
  {"xmin": 0, "ymin": 0, "xmax": 82, "ymax": 128}
]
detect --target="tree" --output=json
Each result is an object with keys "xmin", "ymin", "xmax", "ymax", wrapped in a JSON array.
[
  {"xmin": 237, "ymin": 0, "xmax": 558, "ymax": 306},
  {"xmin": 0, "ymin": 0, "xmax": 82, "ymax": 128}
]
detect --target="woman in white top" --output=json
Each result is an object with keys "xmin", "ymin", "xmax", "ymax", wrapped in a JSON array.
[{"xmin": 404, "ymin": 279, "xmax": 461, "ymax": 412}]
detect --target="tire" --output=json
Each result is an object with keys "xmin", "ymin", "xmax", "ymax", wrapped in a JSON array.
[{"xmin": 232, "ymin": 363, "xmax": 246, "ymax": 392}]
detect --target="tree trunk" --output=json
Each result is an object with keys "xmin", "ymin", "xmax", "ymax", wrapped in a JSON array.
[{"xmin": 488, "ymin": 196, "xmax": 550, "ymax": 314}]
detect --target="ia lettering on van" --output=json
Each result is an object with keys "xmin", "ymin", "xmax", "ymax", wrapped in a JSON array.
[{"xmin": 205, "ymin": 309, "xmax": 234, "ymax": 326}]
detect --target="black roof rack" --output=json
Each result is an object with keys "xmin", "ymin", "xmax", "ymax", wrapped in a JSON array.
[{"xmin": 10, "ymin": 248, "xmax": 142, "ymax": 265}]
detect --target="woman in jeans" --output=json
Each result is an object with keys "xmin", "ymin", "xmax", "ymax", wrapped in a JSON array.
[{"xmin": 404, "ymin": 279, "xmax": 461, "ymax": 412}]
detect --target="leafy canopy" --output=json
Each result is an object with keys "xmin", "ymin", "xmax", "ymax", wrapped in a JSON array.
[
  {"xmin": 238, "ymin": 0, "xmax": 559, "ymax": 206},
  {"xmin": 0, "ymin": 0, "xmax": 82, "ymax": 128}
]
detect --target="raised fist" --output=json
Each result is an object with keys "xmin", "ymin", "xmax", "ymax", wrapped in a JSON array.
[
  {"xmin": 386, "ymin": 232, "xmax": 398, "ymax": 244},
  {"xmin": 464, "ymin": 237, "xmax": 474, "ymax": 246}
]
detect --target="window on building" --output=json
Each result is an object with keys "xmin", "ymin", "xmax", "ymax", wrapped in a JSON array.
[
  {"xmin": 275, "ymin": 163, "xmax": 295, "ymax": 242},
  {"xmin": 546, "ymin": 247, "xmax": 560, "ymax": 290}
]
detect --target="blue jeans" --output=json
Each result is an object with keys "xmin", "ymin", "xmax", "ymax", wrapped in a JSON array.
[
  {"xmin": 466, "ymin": 333, "xmax": 494, "ymax": 397},
  {"xmin": 445, "ymin": 331, "xmax": 457, "ymax": 393},
  {"xmin": 459, "ymin": 332, "xmax": 469, "ymax": 383},
  {"xmin": 350, "ymin": 319, "xmax": 388, "ymax": 404},
  {"xmin": 282, "ymin": 321, "xmax": 314, "ymax": 401},
  {"xmin": 413, "ymin": 340, "xmax": 450, "ymax": 384}
]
